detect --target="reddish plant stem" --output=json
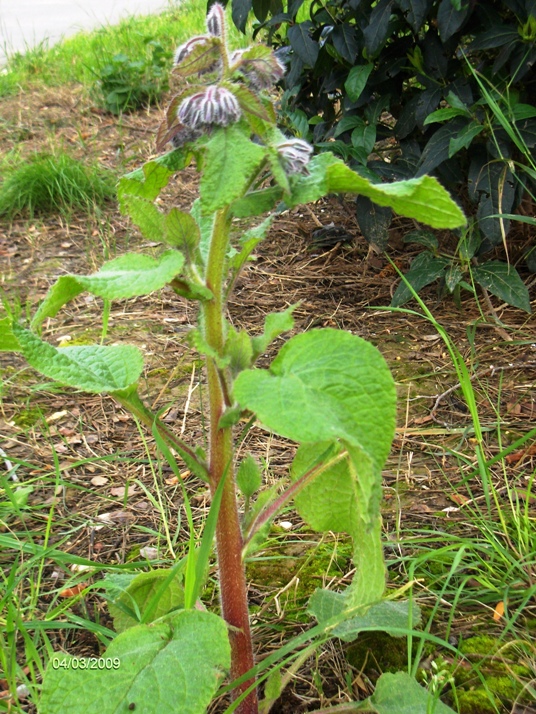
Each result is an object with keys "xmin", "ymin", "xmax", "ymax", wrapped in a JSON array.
[{"xmin": 204, "ymin": 209, "xmax": 258, "ymax": 714}]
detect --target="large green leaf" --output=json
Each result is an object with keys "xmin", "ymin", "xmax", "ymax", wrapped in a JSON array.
[
  {"xmin": 291, "ymin": 443, "xmax": 385, "ymax": 605},
  {"xmin": 40, "ymin": 610, "xmax": 230, "ymax": 714},
  {"xmin": 234, "ymin": 329, "xmax": 396, "ymax": 470},
  {"xmin": 308, "ymin": 593, "xmax": 421, "ymax": 642},
  {"xmin": 326, "ymin": 160, "xmax": 466, "ymax": 229},
  {"xmin": 344, "ymin": 64, "xmax": 374, "ymax": 102},
  {"xmin": 199, "ymin": 125, "xmax": 266, "ymax": 213},
  {"xmin": 32, "ymin": 251, "xmax": 184, "ymax": 326},
  {"xmin": 473, "ymin": 261, "xmax": 532, "ymax": 313},
  {"xmin": 108, "ymin": 569, "xmax": 185, "ymax": 633},
  {"xmin": 13, "ymin": 326, "xmax": 143, "ymax": 393},
  {"xmin": 367, "ymin": 671, "xmax": 457, "ymax": 713}
]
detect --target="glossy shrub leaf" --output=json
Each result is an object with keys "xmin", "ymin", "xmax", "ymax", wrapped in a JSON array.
[
  {"xmin": 363, "ymin": 0, "xmax": 395, "ymax": 56},
  {"xmin": 448, "ymin": 120, "xmax": 484, "ymax": 158},
  {"xmin": 473, "ymin": 261, "xmax": 532, "ymax": 313},
  {"xmin": 391, "ymin": 252, "xmax": 449, "ymax": 306},
  {"xmin": 403, "ymin": 229, "xmax": 438, "ymax": 251},
  {"xmin": 445, "ymin": 263, "xmax": 463, "ymax": 292},
  {"xmin": 232, "ymin": 0, "xmax": 252, "ymax": 32},
  {"xmin": 368, "ymin": 671, "xmax": 456, "ymax": 714},
  {"xmin": 108, "ymin": 569, "xmax": 185, "ymax": 633},
  {"xmin": 13, "ymin": 326, "xmax": 143, "ymax": 393},
  {"xmin": 437, "ymin": 0, "xmax": 469, "ymax": 41},
  {"xmin": 40, "ymin": 610, "xmax": 230, "ymax": 714},
  {"xmin": 356, "ymin": 195, "xmax": 392, "ymax": 250},
  {"xmin": 200, "ymin": 125, "xmax": 266, "ymax": 213},
  {"xmin": 32, "ymin": 251, "xmax": 184, "ymax": 326},
  {"xmin": 331, "ymin": 23, "xmax": 359, "ymax": 63},
  {"xmin": 234, "ymin": 328, "xmax": 396, "ymax": 469},
  {"xmin": 309, "ymin": 592, "xmax": 421, "ymax": 642},
  {"xmin": 472, "ymin": 161, "xmax": 516, "ymax": 245},
  {"xmin": 288, "ymin": 22, "xmax": 319, "ymax": 66}
]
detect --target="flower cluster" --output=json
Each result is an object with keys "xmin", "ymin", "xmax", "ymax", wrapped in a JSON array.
[
  {"xmin": 178, "ymin": 86, "xmax": 242, "ymax": 129},
  {"xmin": 276, "ymin": 139, "xmax": 313, "ymax": 175},
  {"xmin": 231, "ymin": 51, "xmax": 285, "ymax": 91}
]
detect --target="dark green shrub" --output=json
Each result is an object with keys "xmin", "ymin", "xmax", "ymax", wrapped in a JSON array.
[
  {"xmin": 226, "ymin": 0, "xmax": 536, "ymax": 305},
  {"xmin": 92, "ymin": 39, "xmax": 171, "ymax": 114},
  {"xmin": 0, "ymin": 152, "xmax": 116, "ymax": 217}
]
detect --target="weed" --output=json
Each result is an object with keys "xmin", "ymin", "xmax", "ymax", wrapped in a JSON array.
[{"xmin": 0, "ymin": 152, "xmax": 115, "ymax": 218}]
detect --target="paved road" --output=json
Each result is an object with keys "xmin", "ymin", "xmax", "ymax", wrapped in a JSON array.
[{"xmin": 0, "ymin": 0, "xmax": 171, "ymax": 64}]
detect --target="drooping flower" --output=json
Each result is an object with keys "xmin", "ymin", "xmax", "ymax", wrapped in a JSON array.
[
  {"xmin": 178, "ymin": 85, "xmax": 242, "ymax": 129},
  {"xmin": 232, "ymin": 52, "xmax": 286, "ymax": 91},
  {"xmin": 206, "ymin": 3, "xmax": 225, "ymax": 38},
  {"xmin": 276, "ymin": 138, "xmax": 313, "ymax": 175},
  {"xmin": 173, "ymin": 35, "xmax": 211, "ymax": 66}
]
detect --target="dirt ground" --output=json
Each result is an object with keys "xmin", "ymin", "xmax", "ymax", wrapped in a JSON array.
[{"xmin": 1, "ymin": 84, "xmax": 535, "ymax": 713}]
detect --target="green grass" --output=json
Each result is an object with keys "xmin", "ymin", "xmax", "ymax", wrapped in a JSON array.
[
  {"xmin": 0, "ymin": 151, "xmax": 116, "ymax": 218},
  {"xmin": 0, "ymin": 0, "xmax": 250, "ymax": 98}
]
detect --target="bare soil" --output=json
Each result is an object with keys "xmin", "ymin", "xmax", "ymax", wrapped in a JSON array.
[{"xmin": 1, "ymin": 84, "xmax": 535, "ymax": 713}]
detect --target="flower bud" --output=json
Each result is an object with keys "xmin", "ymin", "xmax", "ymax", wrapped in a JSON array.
[
  {"xmin": 178, "ymin": 86, "xmax": 242, "ymax": 129},
  {"xmin": 236, "ymin": 54, "xmax": 286, "ymax": 91},
  {"xmin": 206, "ymin": 3, "xmax": 225, "ymax": 38},
  {"xmin": 277, "ymin": 138, "xmax": 313, "ymax": 175},
  {"xmin": 174, "ymin": 35, "xmax": 211, "ymax": 66}
]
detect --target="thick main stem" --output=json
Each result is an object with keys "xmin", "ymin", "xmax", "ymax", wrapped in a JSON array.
[{"xmin": 204, "ymin": 209, "xmax": 258, "ymax": 714}]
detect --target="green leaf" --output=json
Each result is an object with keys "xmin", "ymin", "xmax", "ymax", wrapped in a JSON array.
[
  {"xmin": 199, "ymin": 125, "xmax": 266, "ymax": 213},
  {"xmin": 13, "ymin": 326, "xmax": 143, "ymax": 393},
  {"xmin": 325, "ymin": 158, "xmax": 466, "ymax": 229},
  {"xmin": 367, "ymin": 671, "xmax": 457, "ymax": 714},
  {"xmin": 448, "ymin": 120, "xmax": 484, "ymax": 158},
  {"xmin": 445, "ymin": 264, "xmax": 463, "ymax": 292},
  {"xmin": 251, "ymin": 305, "xmax": 296, "ymax": 358},
  {"xmin": 119, "ymin": 160, "xmax": 174, "ymax": 202},
  {"xmin": 391, "ymin": 252, "xmax": 450, "ymax": 307},
  {"xmin": 291, "ymin": 442, "xmax": 385, "ymax": 604},
  {"xmin": 423, "ymin": 107, "xmax": 471, "ymax": 125},
  {"xmin": 32, "ymin": 251, "xmax": 184, "ymax": 326},
  {"xmin": 230, "ymin": 186, "xmax": 283, "ymax": 218},
  {"xmin": 224, "ymin": 326, "xmax": 253, "ymax": 377},
  {"xmin": 356, "ymin": 195, "xmax": 392, "ymax": 250},
  {"xmin": 344, "ymin": 64, "xmax": 374, "ymax": 103},
  {"xmin": 162, "ymin": 207, "xmax": 199, "ymax": 264},
  {"xmin": 236, "ymin": 455, "xmax": 262, "ymax": 498},
  {"xmin": 473, "ymin": 261, "xmax": 532, "ymax": 313},
  {"xmin": 308, "ymin": 594, "xmax": 421, "ymax": 642},
  {"xmin": 457, "ymin": 229, "xmax": 481, "ymax": 261},
  {"xmin": 120, "ymin": 194, "xmax": 165, "ymax": 241},
  {"xmin": 170, "ymin": 277, "xmax": 213, "ymax": 302},
  {"xmin": 108, "ymin": 569, "xmax": 184, "ymax": 633},
  {"xmin": 229, "ymin": 216, "xmax": 274, "ymax": 275},
  {"xmin": 0, "ymin": 318, "xmax": 21, "ymax": 351},
  {"xmin": 288, "ymin": 22, "xmax": 319, "ymax": 66},
  {"xmin": 403, "ymin": 230, "xmax": 438, "ymax": 251},
  {"xmin": 40, "ymin": 610, "xmax": 230, "ymax": 714},
  {"xmin": 234, "ymin": 329, "xmax": 396, "ymax": 470}
]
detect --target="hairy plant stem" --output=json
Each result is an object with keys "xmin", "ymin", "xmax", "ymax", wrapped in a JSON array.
[{"xmin": 204, "ymin": 208, "xmax": 258, "ymax": 714}]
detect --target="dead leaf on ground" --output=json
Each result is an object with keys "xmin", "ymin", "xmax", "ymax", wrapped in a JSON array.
[
  {"xmin": 97, "ymin": 510, "xmax": 135, "ymax": 525},
  {"xmin": 492, "ymin": 601, "xmax": 505, "ymax": 621},
  {"xmin": 59, "ymin": 582, "xmax": 88, "ymax": 598},
  {"xmin": 90, "ymin": 476, "xmax": 108, "ymax": 487},
  {"xmin": 110, "ymin": 484, "xmax": 137, "ymax": 498}
]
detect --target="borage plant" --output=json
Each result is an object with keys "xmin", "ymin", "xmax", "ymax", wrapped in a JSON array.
[{"xmin": 1, "ymin": 6, "xmax": 465, "ymax": 714}]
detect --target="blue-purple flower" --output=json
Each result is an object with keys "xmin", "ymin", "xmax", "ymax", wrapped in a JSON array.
[
  {"xmin": 277, "ymin": 139, "xmax": 313, "ymax": 174},
  {"xmin": 178, "ymin": 85, "xmax": 242, "ymax": 129}
]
